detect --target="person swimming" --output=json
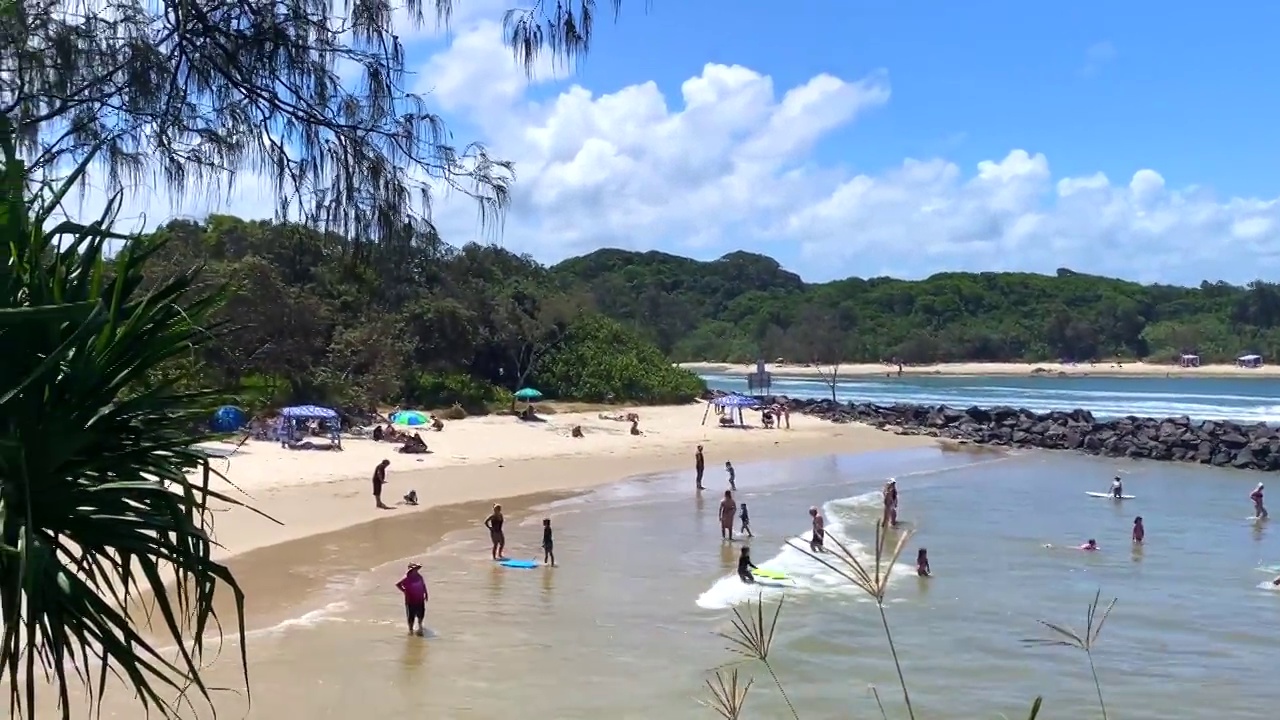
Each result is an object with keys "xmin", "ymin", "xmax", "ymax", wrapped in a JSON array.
[
  {"xmin": 1111, "ymin": 476, "xmax": 1124, "ymax": 499},
  {"xmin": 1079, "ymin": 538, "xmax": 1099, "ymax": 551},
  {"xmin": 916, "ymin": 548, "xmax": 931, "ymax": 577},
  {"xmin": 737, "ymin": 546, "xmax": 757, "ymax": 583},
  {"xmin": 1251, "ymin": 483, "xmax": 1268, "ymax": 519},
  {"xmin": 1132, "ymin": 516, "xmax": 1145, "ymax": 544}
]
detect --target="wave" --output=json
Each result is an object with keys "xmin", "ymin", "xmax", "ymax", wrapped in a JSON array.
[{"xmin": 696, "ymin": 491, "xmax": 914, "ymax": 610}]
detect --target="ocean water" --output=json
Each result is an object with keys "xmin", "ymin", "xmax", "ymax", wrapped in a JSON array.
[
  {"xmin": 132, "ymin": 446, "xmax": 1280, "ymax": 720},
  {"xmin": 702, "ymin": 372, "xmax": 1280, "ymax": 423}
]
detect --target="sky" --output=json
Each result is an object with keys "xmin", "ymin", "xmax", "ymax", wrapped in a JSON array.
[{"xmin": 74, "ymin": 0, "xmax": 1280, "ymax": 285}]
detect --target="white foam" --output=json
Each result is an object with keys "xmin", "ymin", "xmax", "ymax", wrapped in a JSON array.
[
  {"xmin": 696, "ymin": 491, "xmax": 914, "ymax": 610},
  {"xmin": 247, "ymin": 601, "xmax": 351, "ymax": 638},
  {"xmin": 1256, "ymin": 581, "xmax": 1280, "ymax": 592}
]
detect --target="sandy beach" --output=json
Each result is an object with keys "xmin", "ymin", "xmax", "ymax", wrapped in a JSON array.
[
  {"xmin": 202, "ymin": 402, "xmax": 930, "ymax": 565},
  {"xmin": 680, "ymin": 360, "xmax": 1278, "ymax": 379}
]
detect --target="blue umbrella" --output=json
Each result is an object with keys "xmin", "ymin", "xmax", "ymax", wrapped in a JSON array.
[
  {"xmin": 390, "ymin": 410, "xmax": 430, "ymax": 426},
  {"xmin": 210, "ymin": 405, "xmax": 247, "ymax": 432},
  {"xmin": 514, "ymin": 387, "xmax": 543, "ymax": 401},
  {"xmin": 712, "ymin": 394, "xmax": 759, "ymax": 408}
]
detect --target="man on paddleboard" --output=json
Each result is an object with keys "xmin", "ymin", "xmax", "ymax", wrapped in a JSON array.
[{"xmin": 1111, "ymin": 476, "xmax": 1124, "ymax": 499}]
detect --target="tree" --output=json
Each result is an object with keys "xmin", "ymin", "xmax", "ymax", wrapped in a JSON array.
[
  {"xmin": 0, "ymin": 126, "xmax": 274, "ymax": 719},
  {"xmin": 790, "ymin": 305, "xmax": 845, "ymax": 401},
  {"xmin": 1, "ymin": 0, "xmax": 630, "ymax": 251}
]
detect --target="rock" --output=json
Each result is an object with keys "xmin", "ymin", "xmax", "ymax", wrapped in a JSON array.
[{"xmin": 743, "ymin": 391, "xmax": 1280, "ymax": 474}]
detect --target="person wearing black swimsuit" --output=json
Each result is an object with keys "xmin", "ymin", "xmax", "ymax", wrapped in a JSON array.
[
  {"xmin": 484, "ymin": 504, "xmax": 506, "ymax": 560},
  {"xmin": 737, "ymin": 546, "xmax": 757, "ymax": 584}
]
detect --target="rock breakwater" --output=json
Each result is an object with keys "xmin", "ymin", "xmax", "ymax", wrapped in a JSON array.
[{"xmin": 781, "ymin": 397, "xmax": 1280, "ymax": 472}]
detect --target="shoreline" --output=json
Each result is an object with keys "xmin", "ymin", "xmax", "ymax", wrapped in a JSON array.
[
  {"xmin": 200, "ymin": 402, "xmax": 936, "ymax": 628},
  {"xmin": 680, "ymin": 360, "xmax": 1277, "ymax": 379}
]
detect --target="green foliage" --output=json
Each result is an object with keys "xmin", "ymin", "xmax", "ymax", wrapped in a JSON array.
[
  {"xmin": 402, "ymin": 372, "xmax": 513, "ymax": 412},
  {"xmin": 554, "ymin": 252, "xmax": 1280, "ymax": 363},
  {"xmin": 536, "ymin": 315, "xmax": 706, "ymax": 403},
  {"xmin": 138, "ymin": 216, "xmax": 687, "ymax": 410},
  {"xmin": 0, "ymin": 122, "xmax": 268, "ymax": 718}
]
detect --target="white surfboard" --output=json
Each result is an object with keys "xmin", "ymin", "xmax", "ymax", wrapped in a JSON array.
[{"xmin": 1085, "ymin": 491, "xmax": 1135, "ymax": 500}]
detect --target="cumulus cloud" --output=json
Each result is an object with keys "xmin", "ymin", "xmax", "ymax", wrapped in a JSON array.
[{"xmin": 55, "ymin": 15, "xmax": 1280, "ymax": 285}]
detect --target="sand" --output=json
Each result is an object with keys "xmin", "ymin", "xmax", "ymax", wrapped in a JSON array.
[
  {"xmin": 680, "ymin": 360, "xmax": 1276, "ymax": 379},
  {"xmin": 200, "ymin": 402, "xmax": 932, "ymax": 562}
]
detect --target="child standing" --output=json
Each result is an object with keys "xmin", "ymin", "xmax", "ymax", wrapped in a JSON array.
[
  {"xmin": 916, "ymin": 548, "xmax": 931, "ymax": 577},
  {"xmin": 739, "ymin": 502, "xmax": 753, "ymax": 537},
  {"xmin": 541, "ymin": 518, "xmax": 556, "ymax": 566}
]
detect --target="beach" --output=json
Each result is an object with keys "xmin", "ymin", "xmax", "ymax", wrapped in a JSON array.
[
  {"xmin": 201, "ymin": 402, "xmax": 927, "ymax": 563},
  {"xmin": 681, "ymin": 360, "xmax": 1277, "ymax": 379},
  {"xmin": 34, "ymin": 383, "xmax": 1280, "ymax": 719}
]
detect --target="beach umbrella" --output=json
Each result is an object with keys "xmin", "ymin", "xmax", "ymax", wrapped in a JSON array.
[
  {"xmin": 209, "ymin": 405, "xmax": 247, "ymax": 432},
  {"xmin": 514, "ymin": 387, "xmax": 543, "ymax": 401},
  {"xmin": 390, "ymin": 410, "xmax": 430, "ymax": 426},
  {"xmin": 712, "ymin": 393, "xmax": 759, "ymax": 408}
]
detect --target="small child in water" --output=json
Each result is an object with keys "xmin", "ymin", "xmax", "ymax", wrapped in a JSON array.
[
  {"xmin": 737, "ymin": 546, "xmax": 757, "ymax": 583},
  {"xmin": 739, "ymin": 503, "xmax": 752, "ymax": 537},
  {"xmin": 1132, "ymin": 516, "xmax": 1145, "ymax": 544},
  {"xmin": 1080, "ymin": 539, "xmax": 1099, "ymax": 551},
  {"xmin": 916, "ymin": 548, "xmax": 931, "ymax": 577},
  {"xmin": 541, "ymin": 518, "xmax": 555, "ymax": 567}
]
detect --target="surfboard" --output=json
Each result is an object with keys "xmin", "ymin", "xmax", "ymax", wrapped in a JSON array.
[
  {"xmin": 497, "ymin": 559, "xmax": 539, "ymax": 569},
  {"xmin": 1085, "ymin": 492, "xmax": 1135, "ymax": 499},
  {"xmin": 751, "ymin": 568, "xmax": 789, "ymax": 581}
]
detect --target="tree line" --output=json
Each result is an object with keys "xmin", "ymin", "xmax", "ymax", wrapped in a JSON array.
[
  {"xmin": 556, "ymin": 249, "xmax": 1280, "ymax": 365},
  {"xmin": 143, "ymin": 216, "xmax": 705, "ymax": 413}
]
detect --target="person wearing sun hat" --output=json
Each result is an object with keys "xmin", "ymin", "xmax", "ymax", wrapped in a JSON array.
[
  {"xmin": 395, "ymin": 562, "xmax": 429, "ymax": 636},
  {"xmin": 1251, "ymin": 482, "xmax": 1268, "ymax": 520}
]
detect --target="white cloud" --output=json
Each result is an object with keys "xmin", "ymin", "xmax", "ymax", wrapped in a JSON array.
[{"xmin": 48, "ymin": 17, "xmax": 1280, "ymax": 286}]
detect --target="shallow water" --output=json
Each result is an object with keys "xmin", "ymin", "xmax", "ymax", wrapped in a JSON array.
[
  {"xmin": 124, "ymin": 446, "xmax": 1280, "ymax": 720},
  {"xmin": 704, "ymin": 372, "xmax": 1280, "ymax": 422}
]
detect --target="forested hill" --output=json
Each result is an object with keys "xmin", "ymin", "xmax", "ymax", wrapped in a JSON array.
[{"xmin": 550, "ymin": 249, "xmax": 1280, "ymax": 364}]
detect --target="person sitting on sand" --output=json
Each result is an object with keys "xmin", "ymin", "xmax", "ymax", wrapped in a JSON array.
[
  {"xmin": 398, "ymin": 433, "xmax": 428, "ymax": 454},
  {"xmin": 1132, "ymin": 516, "xmax": 1145, "ymax": 544},
  {"xmin": 431, "ymin": 416, "xmax": 444, "ymax": 431},
  {"xmin": 395, "ymin": 562, "xmax": 429, "ymax": 636},
  {"xmin": 809, "ymin": 506, "xmax": 826, "ymax": 553},
  {"xmin": 719, "ymin": 491, "xmax": 737, "ymax": 541},
  {"xmin": 484, "ymin": 504, "xmax": 506, "ymax": 560},
  {"xmin": 916, "ymin": 548, "xmax": 931, "ymax": 577},
  {"xmin": 372, "ymin": 425, "xmax": 385, "ymax": 441},
  {"xmin": 403, "ymin": 490, "xmax": 418, "ymax": 506},
  {"xmin": 737, "ymin": 546, "xmax": 757, "ymax": 584},
  {"xmin": 629, "ymin": 418, "xmax": 642, "ymax": 436},
  {"xmin": 1079, "ymin": 539, "xmax": 1099, "ymax": 551}
]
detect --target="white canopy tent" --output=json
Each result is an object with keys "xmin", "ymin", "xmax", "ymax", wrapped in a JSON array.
[
  {"xmin": 1236, "ymin": 354, "xmax": 1264, "ymax": 368},
  {"xmin": 1179, "ymin": 353, "xmax": 1200, "ymax": 368}
]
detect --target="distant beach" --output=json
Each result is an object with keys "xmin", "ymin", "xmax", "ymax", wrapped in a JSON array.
[{"xmin": 681, "ymin": 360, "xmax": 1278, "ymax": 379}]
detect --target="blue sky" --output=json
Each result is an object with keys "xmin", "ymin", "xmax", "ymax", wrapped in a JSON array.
[{"xmin": 111, "ymin": 1, "xmax": 1280, "ymax": 285}]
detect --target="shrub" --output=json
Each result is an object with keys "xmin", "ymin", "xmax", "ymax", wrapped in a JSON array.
[
  {"xmin": 537, "ymin": 315, "xmax": 707, "ymax": 403},
  {"xmin": 402, "ymin": 372, "xmax": 512, "ymax": 413}
]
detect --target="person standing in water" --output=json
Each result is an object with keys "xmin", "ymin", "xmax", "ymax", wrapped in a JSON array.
[
  {"xmin": 1132, "ymin": 516, "xmax": 1145, "ymax": 544},
  {"xmin": 1251, "ymin": 483, "xmax": 1268, "ymax": 519},
  {"xmin": 484, "ymin": 504, "xmax": 506, "ymax": 560},
  {"xmin": 695, "ymin": 445, "xmax": 706, "ymax": 491},
  {"xmin": 809, "ymin": 506, "xmax": 826, "ymax": 552},
  {"xmin": 739, "ymin": 502, "xmax": 753, "ymax": 537},
  {"xmin": 541, "ymin": 518, "xmax": 556, "ymax": 567},
  {"xmin": 1111, "ymin": 476, "xmax": 1124, "ymax": 499},
  {"xmin": 737, "ymin": 546, "xmax": 758, "ymax": 583},
  {"xmin": 916, "ymin": 548, "xmax": 931, "ymax": 577},
  {"xmin": 882, "ymin": 480, "xmax": 899, "ymax": 527},
  {"xmin": 372, "ymin": 459, "xmax": 391, "ymax": 509},
  {"xmin": 725, "ymin": 461, "xmax": 737, "ymax": 491},
  {"xmin": 394, "ymin": 562, "xmax": 429, "ymax": 636},
  {"xmin": 719, "ymin": 491, "xmax": 737, "ymax": 540}
]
